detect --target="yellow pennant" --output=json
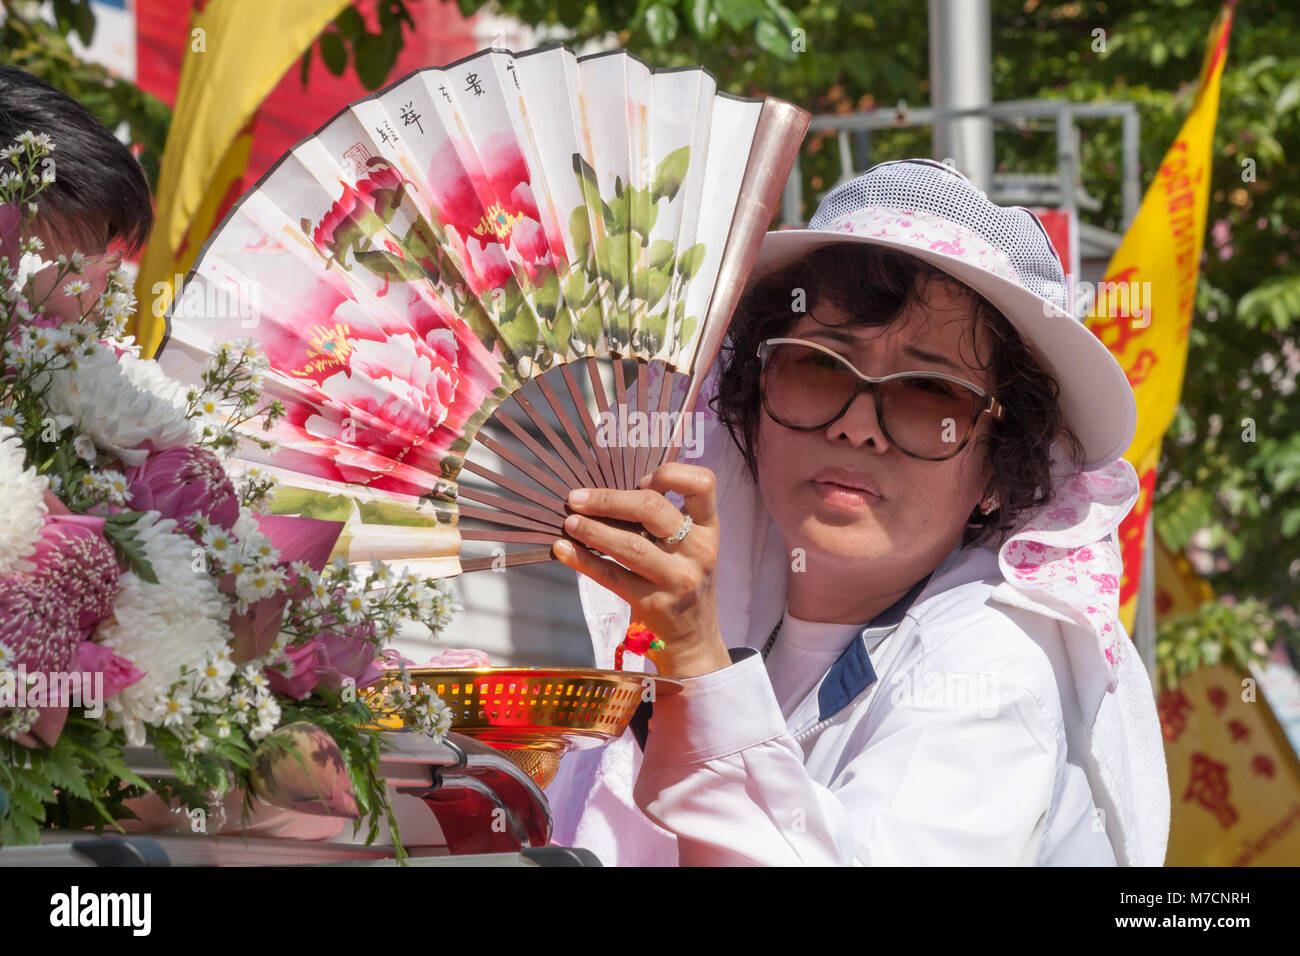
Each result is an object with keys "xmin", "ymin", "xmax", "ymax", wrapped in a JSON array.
[
  {"xmin": 129, "ymin": 0, "xmax": 353, "ymax": 358},
  {"xmin": 1086, "ymin": 3, "xmax": 1235, "ymax": 633}
]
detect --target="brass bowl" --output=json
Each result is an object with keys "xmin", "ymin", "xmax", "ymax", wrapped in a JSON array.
[{"xmin": 364, "ymin": 667, "xmax": 682, "ymax": 789}]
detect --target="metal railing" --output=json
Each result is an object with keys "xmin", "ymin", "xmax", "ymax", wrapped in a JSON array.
[{"xmin": 780, "ymin": 98, "xmax": 1141, "ymax": 233}]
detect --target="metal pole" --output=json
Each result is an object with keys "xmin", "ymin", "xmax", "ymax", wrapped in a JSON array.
[
  {"xmin": 928, "ymin": 0, "xmax": 994, "ymax": 190},
  {"xmin": 1135, "ymin": 511, "xmax": 1159, "ymax": 683},
  {"xmin": 1121, "ymin": 105, "xmax": 1141, "ymax": 229}
]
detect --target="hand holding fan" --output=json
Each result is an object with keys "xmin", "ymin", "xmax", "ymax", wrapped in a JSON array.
[{"xmin": 157, "ymin": 42, "xmax": 809, "ymax": 579}]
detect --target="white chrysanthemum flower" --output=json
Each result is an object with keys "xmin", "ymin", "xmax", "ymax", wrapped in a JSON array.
[
  {"xmin": 0, "ymin": 424, "xmax": 49, "ymax": 576},
  {"xmin": 94, "ymin": 513, "xmax": 234, "ymax": 747},
  {"xmin": 43, "ymin": 346, "xmax": 194, "ymax": 466}
]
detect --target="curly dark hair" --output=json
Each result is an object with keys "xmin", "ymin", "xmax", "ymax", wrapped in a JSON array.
[{"xmin": 709, "ymin": 242, "xmax": 1086, "ymax": 548}]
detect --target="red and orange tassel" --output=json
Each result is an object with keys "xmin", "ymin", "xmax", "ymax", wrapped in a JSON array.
[{"xmin": 614, "ymin": 620, "xmax": 665, "ymax": 671}]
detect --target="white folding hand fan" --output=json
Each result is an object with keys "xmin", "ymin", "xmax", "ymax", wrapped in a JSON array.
[{"xmin": 157, "ymin": 43, "xmax": 809, "ymax": 576}]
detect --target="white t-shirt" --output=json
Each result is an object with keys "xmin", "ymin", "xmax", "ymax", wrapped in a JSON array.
[{"xmin": 764, "ymin": 608, "xmax": 875, "ymax": 721}]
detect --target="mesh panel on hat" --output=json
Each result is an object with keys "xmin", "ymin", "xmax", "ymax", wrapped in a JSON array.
[{"xmin": 808, "ymin": 159, "xmax": 1070, "ymax": 315}]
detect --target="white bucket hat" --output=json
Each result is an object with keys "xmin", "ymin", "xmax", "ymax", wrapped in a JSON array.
[{"xmin": 748, "ymin": 158, "xmax": 1136, "ymax": 469}]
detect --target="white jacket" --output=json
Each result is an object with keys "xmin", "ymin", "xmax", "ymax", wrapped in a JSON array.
[{"xmin": 547, "ymin": 365, "xmax": 1171, "ymax": 866}]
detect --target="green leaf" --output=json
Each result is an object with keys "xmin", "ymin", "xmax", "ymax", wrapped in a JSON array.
[
  {"xmin": 535, "ymin": 270, "xmax": 561, "ymax": 320},
  {"xmin": 645, "ymin": 3, "xmax": 679, "ymax": 45},
  {"xmin": 628, "ymin": 187, "xmax": 658, "ymax": 242},
  {"xmin": 689, "ymin": 0, "xmax": 720, "ymax": 39},
  {"xmin": 319, "ymin": 31, "xmax": 348, "ymax": 77},
  {"xmin": 714, "ymin": 0, "xmax": 765, "ymax": 30},
  {"xmin": 636, "ymin": 264, "xmax": 671, "ymax": 309},
  {"xmin": 676, "ymin": 242, "xmax": 706, "ymax": 280},
  {"xmin": 577, "ymin": 303, "xmax": 604, "ymax": 347},
  {"xmin": 648, "ymin": 238, "xmax": 675, "ymax": 271},
  {"xmin": 357, "ymin": 500, "xmax": 439, "ymax": 528},
  {"xmin": 1277, "ymin": 78, "xmax": 1300, "ymax": 115},
  {"xmin": 569, "ymin": 206, "xmax": 592, "ymax": 265},
  {"xmin": 267, "ymin": 486, "xmax": 356, "ymax": 522},
  {"xmin": 604, "ymin": 188, "xmax": 631, "ymax": 234},
  {"xmin": 298, "ymin": 44, "xmax": 314, "ymax": 87},
  {"xmin": 598, "ymin": 235, "xmax": 630, "ymax": 294},
  {"xmin": 353, "ymin": 248, "xmax": 427, "ymax": 282},
  {"xmin": 71, "ymin": 0, "xmax": 96, "ymax": 48},
  {"xmin": 639, "ymin": 311, "xmax": 669, "ymax": 354},
  {"xmin": 651, "ymin": 145, "xmax": 690, "ymax": 203},
  {"xmin": 563, "ymin": 265, "xmax": 589, "ymax": 307},
  {"xmin": 354, "ymin": 32, "xmax": 393, "ymax": 91},
  {"xmin": 369, "ymin": 185, "xmax": 405, "ymax": 223},
  {"xmin": 552, "ymin": 306, "xmax": 574, "ymax": 351},
  {"xmin": 679, "ymin": 312, "xmax": 699, "ymax": 346},
  {"xmin": 335, "ymin": 6, "xmax": 366, "ymax": 40},
  {"xmin": 101, "ymin": 512, "xmax": 159, "ymax": 585},
  {"xmin": 572, "ymin": 154, "xmax": 601, "ymax": 211},
  {"xmin": 762, "ymin": 0, "xmax": 800, "ymax": 34},
  {"xmin": 755, "ymin": 19, "xmax": 796, "ymax": 60}
]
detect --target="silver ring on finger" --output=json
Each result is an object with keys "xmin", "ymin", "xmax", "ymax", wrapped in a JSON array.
[{"xmin": 663, "ymin": 514, "xmax": 693, "ymax": 546}]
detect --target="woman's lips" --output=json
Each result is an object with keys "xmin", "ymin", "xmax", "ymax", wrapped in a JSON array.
[{"xmin": 810, "ymin": 479, "xmax": 882, "ymax": 510}]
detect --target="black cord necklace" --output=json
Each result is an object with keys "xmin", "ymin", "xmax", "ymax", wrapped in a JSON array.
[{"xmin": 760, "ymin": 618, "xmax": 783, "ymax": 661}]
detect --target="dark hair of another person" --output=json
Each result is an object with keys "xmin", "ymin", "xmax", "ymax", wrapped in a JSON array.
[
  {"xmin": 0, "ymin": 65, "xmax": 152, "ymax": 254},
  {"xmin": 710, "ymin": 242, "xmax": 1086, "ymax": 548}
]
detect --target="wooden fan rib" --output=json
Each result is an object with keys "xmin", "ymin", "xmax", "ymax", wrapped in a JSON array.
[
  {"xmin": 561, "ymin": 362, "xmax": 617, "ymax": 490},
  {"xmin": 491, "ymin": 409, "xmax": 582, "ymax": 491},
  {"xmin": 472, "ymin": 432, "xmax": 573, "ymax": 500},
  {"xmin": 644, "ymin": 364, "xmax": 678, "ymax": 487},
  {"xmin": 460, "ymin": 458, "xmax": 568, "ymax": 517},
  {"xmin": 535, "ymin": 373, "xmax": 607, "ymax": 491},
  {"xmin": 457, "ymin": 484, "xmax": 566, "ymax": 526},
  {"xmin": 510, "ymin": 390, "xmax": 595, "ymax": 488},
  {"xmin": 459, "ymin": 529, "xmax": 560, "ymax": 546},
  {"xmin": 584, "ymin": 356, "xmax": 626, "ymax": 490},
  {"xmin": 613, "ymin": 356, "xmax": 631, "ymax": 490},
  {"xmin": 460, "ymin": 548, "xmax": 555, "ymax": 572},
  {"xmin": 457, "ymin": 504, "xmax": 564, "ymax": 536},
  {"xmin": 633, "ymin": 361, "xmax": 650, "ymax": 490}
]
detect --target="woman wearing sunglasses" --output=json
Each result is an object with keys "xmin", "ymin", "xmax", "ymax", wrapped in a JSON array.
[{"xmin": 547, "ymin": 159, "xmax": 1170, "ymax": 866}]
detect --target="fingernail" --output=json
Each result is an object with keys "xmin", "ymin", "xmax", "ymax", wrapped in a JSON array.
[
  {"xmin": 569, "ymin": 489, "xmax": 589, "ymax": 506},
  {"xmin": 636, "ymin": 473, "xmax": 650, "ymax": 488},
  {"xmin": 564, "ymin": 514, "xmax": 580, "ymax": 532},
  {"xmin": 553, "ymin": 539, "xmax": 573, "ymax": 558}
]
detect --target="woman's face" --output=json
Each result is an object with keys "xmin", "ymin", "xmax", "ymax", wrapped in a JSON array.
[{"xmin": 754, "ymin": 279, "xmax": 996, "ymax": 590}]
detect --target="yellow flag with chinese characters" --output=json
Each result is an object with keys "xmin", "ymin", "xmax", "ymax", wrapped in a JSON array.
[
  {"xmin": 1153, "ymin": 533, "xmax": 1300, "ymax": 865},
  {"xmin": 130, "ymin": 0, "xmax": 352, "ymax": 358},
  {"xmin": 1085, "ymin": 3, "xmax": 1234, "ymax": 633}
]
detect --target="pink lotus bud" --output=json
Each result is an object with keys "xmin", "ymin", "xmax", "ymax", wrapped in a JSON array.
[{"xmin": 126, "ymin": 446, "xmax": 238, "ymax": 533}]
